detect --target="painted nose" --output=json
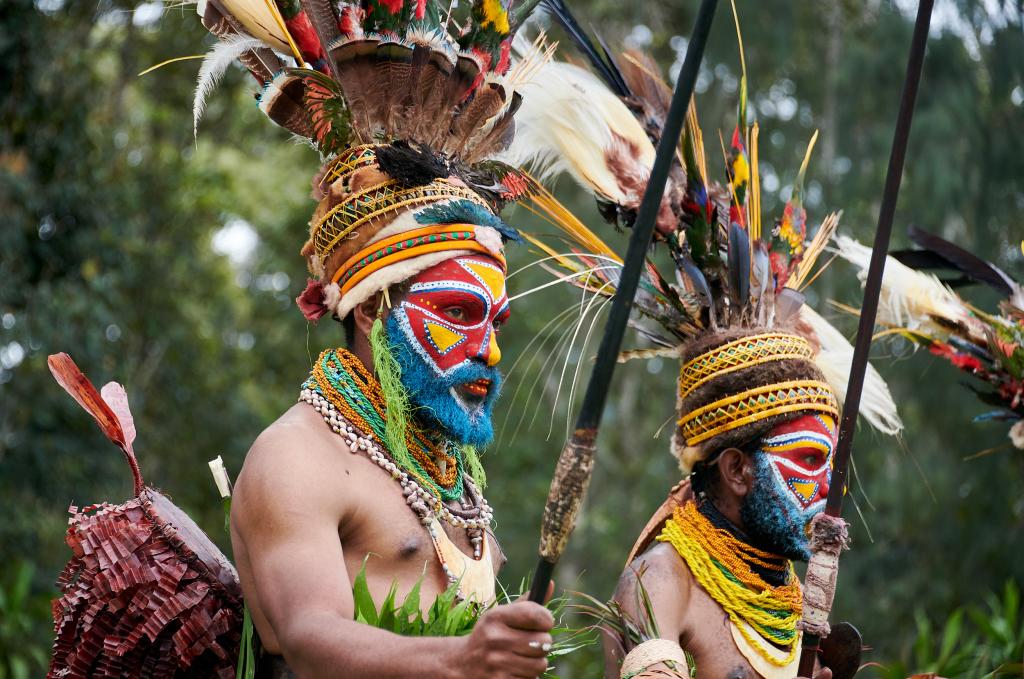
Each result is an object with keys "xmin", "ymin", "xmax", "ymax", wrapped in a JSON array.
[
  {"xmin": 474, "ymin": 331, "xmax": 502, "ymax": 367},
  {"xmin": 816, "ymin": 472, "xmax": 832, "ymax": 504}
]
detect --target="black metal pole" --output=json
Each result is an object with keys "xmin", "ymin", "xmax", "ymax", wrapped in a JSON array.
[
  {"xmin": 528, "ymin": 0, "xmax": 720, "ymax": 604},
  {"xmin": 797, "ymin": 1, "xmax": 933, "ymax": 673}
]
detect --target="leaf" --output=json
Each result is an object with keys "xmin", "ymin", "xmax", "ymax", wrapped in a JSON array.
[
  {"xmin": 352, "ymin": 558, "xmax": 379, "ymax": 626},
  {"xmin": 377, "ymin": 582, "xmax": 399, "ymax": 631},
  {"xmin": 398, "ymin": 573, "xmax": 423, "ymax": 625},
  {"xmin": 48, "ymin": 353, "xmax": 126, "ymax": 449},
  {"xmin": 937, "ymin": 609, "xmax": 963, "ymax": 665},
  {"xmin": 100, "ymin": 381, "xmax": 137, "ymax": 454},
  {"xmin": 48, "ymin": 353, "xmax": 145, "ymax": 493}
]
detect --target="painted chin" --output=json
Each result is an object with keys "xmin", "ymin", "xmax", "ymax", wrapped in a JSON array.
[{"xmin": 450, "ymin": 379, "xmax": 492, "ymax": 415}]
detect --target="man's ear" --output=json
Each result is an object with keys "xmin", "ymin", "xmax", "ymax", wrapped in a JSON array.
[
  {"xmin": 352, "ymin": 293, "xmax": 381, "ymax": 338},
  {"xmin": 718, "ymin": 447, "xmax": 753, "ymax": 497}
]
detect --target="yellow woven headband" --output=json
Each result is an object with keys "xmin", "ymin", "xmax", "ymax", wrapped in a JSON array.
[
  {"xmin": 678, "ymin": 379, "xmax": 839, "ymax": 446},
  {"xmin": 678, "ymin": 333, "xmax": 817, "ymax": 401}
]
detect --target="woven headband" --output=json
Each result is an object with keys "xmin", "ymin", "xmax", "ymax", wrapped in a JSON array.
[
  {"xmin": 678, "ymin": 333, "xmax": 816, "ymax": 401},
  {"xmin": 678, "ymin": 379, "xmax": 839, "ymax": 447},
  {"xmin": 311, "ymin": 179, "xmax": 492, "ymax": 268},
  {"xmin": 336, "ymin": 224, "xmax": 506, "ymax": 293}
]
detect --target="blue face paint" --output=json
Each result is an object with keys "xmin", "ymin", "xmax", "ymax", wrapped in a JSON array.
[
  {"xmin": 386, "ymin": 313, "xmax": 503, "ymax": 447},
  {"xmin": 740, "ymin": 449, "xmax": 819, "ymax": 561}
]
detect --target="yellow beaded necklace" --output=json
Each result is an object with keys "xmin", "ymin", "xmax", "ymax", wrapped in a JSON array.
[{"xmin": 658, "ymin": 501, "xmax": 802, "ymax": 668}]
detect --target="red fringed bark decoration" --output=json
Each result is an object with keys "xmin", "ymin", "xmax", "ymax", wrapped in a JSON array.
[
  {"xmin": 46, "ymin": 353, "xmax": 243, "ymax": 677},
  {"xmin": 49, "ymin": 490, "xmax": 242, "ymax": 678}
]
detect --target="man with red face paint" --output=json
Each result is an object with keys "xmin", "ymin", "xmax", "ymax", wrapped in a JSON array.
[
  {"xmin": 602, "ymin": 328, "xmax": 856, "ymax": 679},
  {"xmin": 230, "ymin": 141, "xmax": 555, "ymax": 679}
]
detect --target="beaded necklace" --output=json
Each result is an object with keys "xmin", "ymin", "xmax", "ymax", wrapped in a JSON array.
[
  {"xmin": 299, "ymin": 348, "xmax": 493, "ymax": 554},
  {"xmin": 657, "ymin": 501, "xmax": 802, "ymax": 668},
  {"xmin": 308, "ymin": 348, "xmax": 462, "ymax": 500}
]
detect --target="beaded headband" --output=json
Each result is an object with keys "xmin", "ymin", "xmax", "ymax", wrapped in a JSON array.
[
  {"xmin": 678, "ymin": 379, "xmax": 839, "ymax": 446},
  {"xmin": 678, "ymin": 333, "xmax": 817, "ymax": 402}
]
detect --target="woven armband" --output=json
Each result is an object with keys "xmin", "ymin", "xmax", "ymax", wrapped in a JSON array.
[{"xmin": 620, "ymin": 639, "xmax": 690, "ymax": 679}]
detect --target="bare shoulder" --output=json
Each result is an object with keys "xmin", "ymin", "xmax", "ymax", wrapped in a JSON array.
[
  {"xmin": 614, "ymin": 542, "xmax": 692, "ymax": 638},
  {"xmin": 233, "ymin": 403, "xmax": 361, "ymax": 529}
]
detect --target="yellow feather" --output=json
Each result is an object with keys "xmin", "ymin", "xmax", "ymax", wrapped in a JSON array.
[
  {"xmin": 523, "ymin": 177, "xmax": 622, "ymax": 264},
  {"xmin": 797, "ymin": 129, "xmax": 819, "ymax": 181},
  {"xmin": 789, "ymin": 211, "xmax": 840, "ymax": 290},
  {"xmin": 218, "ymin": 0, "xmax": 300, "ymax": 61},
  {"xmin": 749, "ymin": 123, "xmax": 761, "ymax": 241},
  {"xmin": 138, "ymin": 54, "xmax": 203, "ymax": 76}
]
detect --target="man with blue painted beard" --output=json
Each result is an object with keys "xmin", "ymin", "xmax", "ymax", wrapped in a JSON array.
[
  {"xmin": 230, "ymin": 145, "xmax": 554, "ymax": 679},
  {"xmin": 603, "ymin": 328, "xmax": 857, "ymax": 679}
]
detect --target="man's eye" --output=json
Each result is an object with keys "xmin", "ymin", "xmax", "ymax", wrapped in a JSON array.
[
  {"xmin": 803, "ymin": 454, "xmax": 820, "ymax": 466},
  {"xmin": 444, "ymin": 307, "xmax": 466, "ymax": 321}
]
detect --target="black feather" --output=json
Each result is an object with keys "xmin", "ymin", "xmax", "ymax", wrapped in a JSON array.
[
  {"xmin": 905, "ymin": 225, "xmax": 1018, "ymax": 297},
  {"xmin": 676, "ymin": 253, "xmax": 712, "ymax": 306},
  {"xmin": 540, "ymin": 0, "xmax": 631, "ymax": 97},
  {"xmin": 376, "ymin": 141, "xmax": 450, "ymax": 186},
  {"xmin": 890, "ymin": 248, "xmax": 955, "ymax": 271},
  {"xmin": 728, "ymin": 222, "xmax": 750, "ymax": 309}
]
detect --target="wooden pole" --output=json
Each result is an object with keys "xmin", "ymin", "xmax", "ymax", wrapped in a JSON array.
[{"xmin": 797, "ymin": 1, "xmax": 933, "ymax": 673}]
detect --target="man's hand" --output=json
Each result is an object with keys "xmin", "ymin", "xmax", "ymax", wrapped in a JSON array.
[{"xmin": 449, "ymin": 601, "xmax": 555, "ymax": 679}]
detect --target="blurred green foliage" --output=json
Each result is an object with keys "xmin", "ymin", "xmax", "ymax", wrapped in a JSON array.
[
  {"xmin": 1, "ymin": 0, "xmax": 1022, "ymax": 676},
  {"xmin": 872, "ymin": 580, "xmax": 1024, "ymax": 678},
  {"xmin": 0, "ymin": 562, "xmax": 50, "ymax": 679}
]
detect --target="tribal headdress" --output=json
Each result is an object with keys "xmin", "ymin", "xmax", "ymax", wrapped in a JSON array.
[
  {"xmin": 503, "ymin": 0, "xmax": 903, "ymax": 473},
  {"xmin": 189, "ymin": 0, "xmax": 551, "ymax": 320},
  {"xmin": 837, "ymin": 227, "xmax": 1024, "ymax": 450}
]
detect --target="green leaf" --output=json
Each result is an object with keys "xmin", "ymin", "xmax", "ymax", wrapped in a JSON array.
[{"xmin": 352, "ymin": 559, "xmax": 379, "ymax": 626}]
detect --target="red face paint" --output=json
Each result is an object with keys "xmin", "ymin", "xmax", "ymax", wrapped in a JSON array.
[
  {"xmin": 760, "ymin": 414, "xmax": 837, "ymax": 509},
  {"xmin": 393, "ymin": 255, "xmax": 510, "ymax": 375}
]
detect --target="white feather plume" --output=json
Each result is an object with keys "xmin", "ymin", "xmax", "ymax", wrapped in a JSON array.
[
  {"xmin": 193, "ymin": 35, "xmax": 266, "ymax": 138},
  {"xmin": 833, "ymin": 234, "xmax": 971, "ymax": 335},
  {"xmin": 800, "ymin": 305, "xmax": 903, "ymax": 436},
  {"xmin": 499, "ymin": 58, "xmax": 655, "ymax": 205}
]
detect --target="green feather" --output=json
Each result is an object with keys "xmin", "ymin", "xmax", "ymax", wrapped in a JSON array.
[
  {"xmin": 370, "ymin": 316, "xmax": 416, "ymax": 472},
  {"xmin": 460, "ymin": 445, "xmax": 487, "ymax": 489}
]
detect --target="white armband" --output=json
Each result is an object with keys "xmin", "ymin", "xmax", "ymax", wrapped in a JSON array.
[{"xmin": 620, "ymin": 639, "xmax": 690, "ymax": 678}]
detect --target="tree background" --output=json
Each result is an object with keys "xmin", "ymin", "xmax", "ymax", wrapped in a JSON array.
[{"xmin": 1, "ymin": 0, "xmax": 1022, "ymax": 676}]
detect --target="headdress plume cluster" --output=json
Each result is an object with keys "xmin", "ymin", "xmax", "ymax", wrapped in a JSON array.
[
  {"xmin": 506, "ymin": 0, "xmax": 902, "ymax": 465},
  {"xmin": 186, "ymin": 0, "xmax": 555, "ymax": 319},
  {"xmin": 837, "ymin": 227, "xmax": 1024, "ymax": 450}
]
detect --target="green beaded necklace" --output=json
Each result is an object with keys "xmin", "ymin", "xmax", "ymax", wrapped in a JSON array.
[{"xmin": 306, "ymin": 348, "xmax": 468, "ymax": 503}]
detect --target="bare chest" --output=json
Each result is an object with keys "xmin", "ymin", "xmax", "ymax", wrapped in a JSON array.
[
  {"xmin": 339, "ymin": 455, "xmax": 501, "ymax": 612},
  {"xmin": 680, "ymin": 585, "xmax": 762, "ymax": 679}
]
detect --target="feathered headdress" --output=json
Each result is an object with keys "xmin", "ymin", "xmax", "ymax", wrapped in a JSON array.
[
  {"xmin": 189, "ymin": 0, "xmax": 550, "ymax": 319},
  {"xmin": 507, "ymin": 0, "xmax": 901, "ymax": 471},
  {"xmin": 837, "ymin": 227, "xmax": 1024, "ymax": 450}
]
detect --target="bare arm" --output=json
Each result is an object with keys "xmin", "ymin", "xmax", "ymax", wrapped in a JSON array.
[
  {"xmin": 603, "ymin": 543, "xmax": 691, "ymax": 679},
  {"xmin": 232, "ymin": 422, "xmax": 553, "ymax": 679}
]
